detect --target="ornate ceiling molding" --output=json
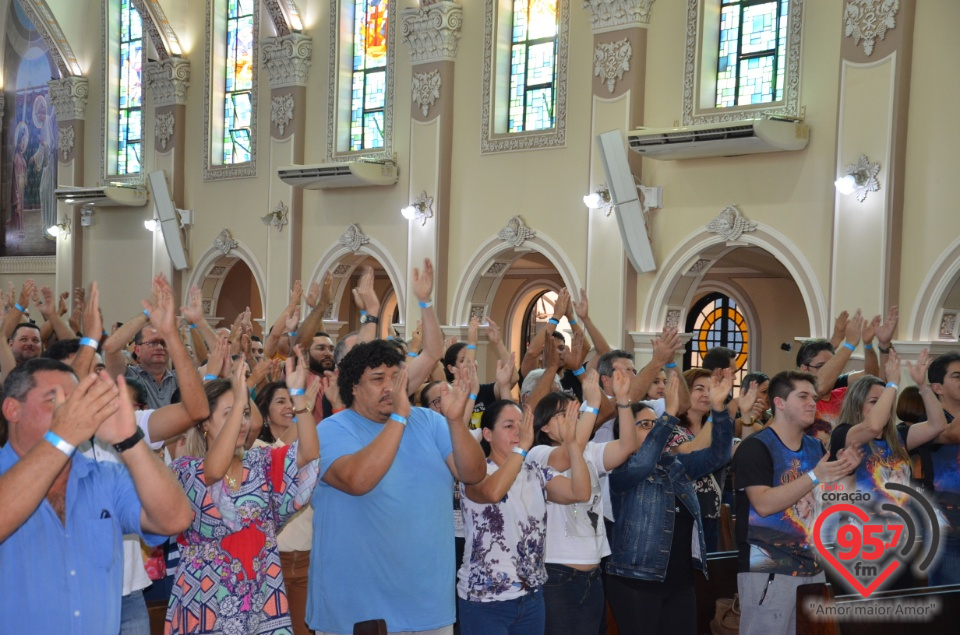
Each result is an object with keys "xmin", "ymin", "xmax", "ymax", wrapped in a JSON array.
[
  {"xmin": 582, "ymin": 0, "xmax": 655, "ymax": 32},
  {"xmin": 145, "ymin": 58, "xmax": 191, "ymax": 107},
  {"xmin": 400, "ymin": 1, "xmax": 464, "ymax": 64},
  {"xmin": 19, "ymin": 0, "xmax": 82, "ymax": 76},
  {"xmin": 844, "ymin": 0, "xmax": 899, "ymax": 56},
  {"xmin": 47, "ymin": 77, "xmax": 88, "ymax": 121},
  {"xmin": 261, "ymin": 33, "xmax": 313, "ymax": 88},
  {"xmin": 130, "ymin": 0, "xmax": 184, "ymax": 59}
]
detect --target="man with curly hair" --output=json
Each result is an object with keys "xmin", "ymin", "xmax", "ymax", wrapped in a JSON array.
[{"xmin": 307, "ymin": 338, "xmax": 486, "ymax": 635}]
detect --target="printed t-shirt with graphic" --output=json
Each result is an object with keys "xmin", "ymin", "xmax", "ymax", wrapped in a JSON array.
[
  {"xmin": 734, "ymin": 426, "xmax": 824, "ymax": 575},
  {"xmin": 911, "ymin": 410, "xmax": 960, "ymax": 533}
]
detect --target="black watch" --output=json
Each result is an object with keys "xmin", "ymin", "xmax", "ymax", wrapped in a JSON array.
[
  {"xmin": 113, "ymin": 427, "xmax": 145, "ymax": 454},
  {"xmin": 360, "ymin": 314, "xmax": 379, "ymax": 325}
]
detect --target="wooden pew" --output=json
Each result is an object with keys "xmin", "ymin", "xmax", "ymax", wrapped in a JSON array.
[{"xmin": 695, "ymin": 551, "xmax": 740, "ymax": 635}]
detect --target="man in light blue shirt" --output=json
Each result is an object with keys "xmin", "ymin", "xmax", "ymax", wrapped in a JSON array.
[
  {"xmin": 307, "ymin": 337, "xmax": 486, "ymax": 635},
  {"xmin": 0, "ymin": 358, "xmax": 193, "ymax": 633}
]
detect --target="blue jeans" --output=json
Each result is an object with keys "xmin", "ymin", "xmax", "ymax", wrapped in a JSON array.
[
  {"xmin": 543, "ymin": 564, "xmax": 604, "ymax": 635},
  {"xmin": 458, "ymin": 588, "xmax": 544, "ymax": 635},
  {"xmin": 120, "ymin": 589, "xmax": 151, "ymax": 635},
  {"xmin": 928, "ymin": 533, "xmax": 960, "ymax": 586}
]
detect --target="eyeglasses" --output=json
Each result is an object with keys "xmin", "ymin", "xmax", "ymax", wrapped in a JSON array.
[
  {"xmin": 140, "ymin": 340, "xmax": 167, "ymax": 349},
  {"xmin": 427, "ymin": 396, "xmax": 442, "ymax": 410},
  {"xmin": 635, "ymin": 418, "xmax": 657, "ymax": 430}
]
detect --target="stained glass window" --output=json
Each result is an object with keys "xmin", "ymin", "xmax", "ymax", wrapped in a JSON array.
[
  {"xmin": 117, "ymin": 0, "xmax": 142, "ymax": 175},
  {"xmin": 684, "ymin": 292, "xmax": 749, "ymax": 387},
  {"xmin": 508, "ymin": 0, "xmax": 558, "ymax": 133},
  {"xmin": 350, "ymin": 0, "xmax": 388, "ymax": 151},
  {"xmin": 716, "ymin": 0, "xmax": 788, "ymax": 108},
  {"xmin": 224, "ymin": 0, "xmax": 254, "ymax": 164}
]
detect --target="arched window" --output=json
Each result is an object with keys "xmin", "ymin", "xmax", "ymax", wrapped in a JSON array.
[
  {"xmin": 519, "ymin": 289, "xmax": 571, "ymax": 362},
  {"xmin": 684, "ymin": 292, "xmax": 749, "ymax": 386},
  {"xmin": 117, "ymin": 0, "xmax": 142, "ymax": 175}
]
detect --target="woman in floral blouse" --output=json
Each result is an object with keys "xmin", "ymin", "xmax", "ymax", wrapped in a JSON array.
[
  {"xmin": 165, "ymin": 350, "xmax": 319, "ymax": 635},
  {"xmin": 458, "ymin": 399, "xmax": 591, "ymax": 635}
]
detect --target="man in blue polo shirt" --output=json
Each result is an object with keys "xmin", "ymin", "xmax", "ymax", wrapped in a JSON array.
[
  {"xmin": 307, "ymin": 336, "xmax": 486, "ymax": 635},
  {"xmin": 0, "ymin": 358, "xmax": 193, "ymax": 633}
]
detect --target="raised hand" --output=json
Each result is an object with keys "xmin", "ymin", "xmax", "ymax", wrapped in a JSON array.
[
  {"xmin": 581, "ymin": 368, "xmax": 602, "ymax": 406},
  {"xmin": 665, "ymin": 371, "xmax": 681, "ymax": 416},
  {"xmin": 50, "ymin": 372, "xmax": 121, "ymax": 446},
  {"xmin": 844, "ymin": 309, "xmax": 864, "ymax": 347},
  {"xmin": 815, "ymin": 447, "xmax": 863, "ymax": 483},
  {"xmin": 876, "ymin": 306, "xmax": 899, "ymax": 347},
  {"xmin": 651, "ymin": 326, "xmax": 682, "ymax": 367},
  {"xmin": 412, "ymin": 258, "xmax": 434, "ymax": 303},
  {"xmin": 573, "ymin": 288, "xmax": 589, "ymax": 321},
  {"xmin": 305, "ymin": 281, "xmax": 322, "ymax": 308},
  {"xmin": 831, "ymin": 310, "xmax": 850, "ymax": 347},
  {"xmin": 518, "ymin": 405, "xmax": 534, "ymax": 451},
  {"xmin": 94, "ymin": 374, "xmax": 138, "ymax": 445},
  {"xmin": 37, "ymin": 285, "xmax": 56, "ymax": 320},
  {"xmin": 884, "ymin": 349, "xmax": 902, "ymax": 385},
  {"xmin": 709, "ymin": 368, "xmax": 734, "ymax": 411},
  {"xmin": 442, "ymin": 359, "xmax": 474, "ymax": 422},
  {"xmin": 556, "ymin": 399, "xmax": 581, "ymax": 447},
  {"xmin": 205, "ymin": 335, "xmax": 229, "ymax": 379},
  {"xmin": 17, "ymin": 279, "xmax": 35, "ymax": 312},
  {"xmin": 83, "ymin": 283, "xmax": 103, "ymax": 340},
  {"xmin": 285, "ymin": 345, "xmax": 308, "ymax": 391},
  {"xmin": 862, "ymin": 314, "xmax": 881, "ymax": 345},
  {"xmin": 543, "ymin": 330, "xmax": 561, "ymax": 370},
  {"xmin": 144, "ymin": 278, "xmax": 175, "ymax": 337},
  {"xmin": 352, "ymin": 266, "xmax": 378, "ymax": 313},
  {"xmin": 247, "ymin": 357, "xmax": 273, "ymax": 388},
  {"xmin": 486, "ymin": 318, "xmax": 502, "ymax": 346},
  {"xmin": 288, "ymin": 280, "xmax": 303, "ymax": 310},
  {"xmin": 739, "ymin": 381, "xmax": 759, "ymax": 419},
  {"xmin": 410, "ymin": 319, "xmax": 423, "ymax": 353},
  {"xmin": 58, "ymin": 291, "xmax": 69, "ymax": 316},
  {"xmin": 567, "ymin": 329, "xmax": 587, "ymax": 370},
  {"xmin": 322, "ymin": 370, "xmax": 343, "ymax": 410},
  {"xmin": 551, "ymin": 288, "xmax": 570, "ymax": 321},
  {"xmin": 906, "ymin": 348, "xmax": 931, "ymax": 388},
  {"xmin": 180, "ymin": 285, "xmax": 205, "ymax": 326},
  {"xmin": 285, "ymin": 305, "xmax": 301, "ymax": 334},
  {"xmin": 612, "ymin": 367, "xmax": 632, "ymax": 402},
  {"xmin": 496, "ymin": 352, "xmax": 516, "ymax": 387},
  {"xmin": 467, "ymin": 315, "xmax": 480, "ymax": 346},
  {"xmin": 390, "ymin": 366, "xmax": 411, "ymax": 420}
]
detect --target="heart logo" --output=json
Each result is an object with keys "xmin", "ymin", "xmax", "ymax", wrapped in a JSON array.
[{"xmin": 812, "ymin": 503, "xmax": 902, "ymax": 598}]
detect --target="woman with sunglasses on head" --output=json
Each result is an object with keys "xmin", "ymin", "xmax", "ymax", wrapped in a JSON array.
[
  {"xmin": 458, "ymin": 396, "xmax": 591, "ymax": 635},
  {"xmin": 165, "ymin": 349, "xmax": 320, "ymax": 635},
  {"xmin": 605, "ymin": 369, "xmax": 735, "ymax": 635},
  {"xmin": 527, "ymin": 368, "xmax": 641, "ymax": 635}
]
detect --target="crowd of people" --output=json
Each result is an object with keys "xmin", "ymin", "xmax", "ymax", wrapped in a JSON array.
[{"xmin": 1, "ymin": 265, "xmax": 960, "ymax": 635}]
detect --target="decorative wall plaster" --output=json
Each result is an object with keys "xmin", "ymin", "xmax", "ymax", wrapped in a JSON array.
[
  {"xmin": 0, "ymin": 256, "xmax": 57, "ymax": 274},
  {"xmin": 594, "ymin": 38, "xmax": 631, "ymax": 93},
  {"xmin": 682, "ymin": 0, "xmax": 804, "ymax": 125},
  {"xmin": 201, "ymin": 299, "xmax": 213, "ymax": 316},
  {"xmin": 338, "ymin": 224, "xmax": 371, "ymax": 252},
  {"xmin": 19, "ymin": 0, "xmax": 82, "ymax": 76},
  {"xmin": 582, "ymin": 0, "xmax": 655, "ymax": 31},
  {"xmin": 481, "ymin": 0, "xmax": 569, "ymax": 153},
  {"xmin": 131, "ymin": 0, "xmax": 185, "ymax": 60},
  {"xmin": 485, "ymin": 262, "xmax": 509, "ymax": 276},
  {"xmin": 144, "ymin": 57, "xmax": 191, "ymax": 107},
  {"xmin": 841, "ymin": 154, "xmax": 881, "ymax": 203},
  {"xmin": 412, "ymin": 70, "xmax": 442, "ymax": 117},
  {"xmin": 844, "ymin": 0, "xmax": 898, "ymax": 56},
  {"xmin": 271, "ymin": 94, "xmax": 295, "ymax": 135},
  {"xmin": 688, "ymin": 258, "xmax": 711, "ymax": 274},
  {"xmin": 665, "ymin": 309, "xmax": 682, "ymax": 330},
  {"xmin": 399, "ymin": 1, "xmax": 464, "ymax": 64},
  {"xmin": 263, "ymin": 0, "xmax": 304, "ymax": 37},
  {"xmin": 261, "ymin": 33, "xmax": 313, "ymax": 88},
  {"xmin": 213, "ymin": 229, "xmax": 238, "ymax": 256},
  {"xmin": 333, "ymin": 264, "xmax": 352, "ymax": 276},
  {"xmin": 209, "ymin": 265, "xmax": 228, "ymax": 277},
  {"xmin": 155, "ymin": 112, "xmax": 175, "ymax": 149},
  {"xmin": 706, "ymin": 206, "xmax": 757, "ymax": 241},
  {"xmin": 204, "ymin": 0, "xmax": 258, "ymax": 180},
  {"xmin": 498, "ymin": 216, "xmax": 536, "ymax": 248},
  {"xmin": 47, "ymin": 77, "xmax": 88, "ymax": 121},
  {"xmin": 327, "ymin": 0, "xmax": 396, "ymax": 162},
  {"xmin": 263, "ymin": 201, "xmax": 289, "ymax": 232},
  {"xmin": 939, "ymin": 309, "xmax": 959, "ymax": 340},
  {"xmin": 58, "ymin": 125, "xmax": 75, "ymax": 160},
  {"xmin": 469, "ymin": 304, "xmax": 487, "ymax": 319}
]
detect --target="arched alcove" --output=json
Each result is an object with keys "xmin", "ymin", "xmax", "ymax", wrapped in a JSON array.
[
  {"xmin": 185, "ymin": 238, "xmax": 267, "ymax": 328},
  {"xmin": 909, "ymin": 235, "xmax": 960, "ymax": 341}
]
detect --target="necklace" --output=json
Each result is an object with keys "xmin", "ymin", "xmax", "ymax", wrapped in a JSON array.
[{"xmin": 225, "ymin": 457, "xmax": 243, "ymax": 490}]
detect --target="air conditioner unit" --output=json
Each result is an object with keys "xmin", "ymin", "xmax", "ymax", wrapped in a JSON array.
[
  {"xmin": 627, "ymin": 118, "xmax": 809, "ymax": 160},
  {"xmin": 54, "ymin": 185, "xmax": 149, "ymax": 207},
  {"xmin": 278, "ymin": 160, "xmax": 399, "ymax": 190}
]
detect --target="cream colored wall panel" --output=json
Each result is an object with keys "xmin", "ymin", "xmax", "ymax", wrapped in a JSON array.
[
  {"xmin": 831, "ymin": 57, "xmax": 895, "ymax": 317},
  {"xmin": 82, "ymin": 211, "xmax": 155, "ymax": 319}
]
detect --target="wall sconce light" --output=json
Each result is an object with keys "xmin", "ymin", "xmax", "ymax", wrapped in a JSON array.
[
  {"xmin": 401, "ymin": 191, "xmax": 434, "ymax": 226},
  {"xmin": 144, "ymin": 218, "xmax": 159, "ymax": 232},
  {"xmin": 261, "ymin": 201, "xmax": 289, "ymax": 232},
  {"xmin": 46, "ymin": 217, "xmax": 71, "ymax": 238},
  {"xmin": 583, "ymin": 185, "xmax": 615, "ymax": 217},
  {"xmin": 80, "ymin": 206, "xmax": 96, "ymax": 227},
  {"xmin": 835, "ymin": 154, "xmax": 880, "ymax": 202}
]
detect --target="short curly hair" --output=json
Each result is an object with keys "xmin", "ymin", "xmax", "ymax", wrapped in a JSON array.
[{"xmin": 337, "ymin": 340, "xmax": 405, "ymax": 409}]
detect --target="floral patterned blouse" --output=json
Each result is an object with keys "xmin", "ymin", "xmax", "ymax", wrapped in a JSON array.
[
  {"xmin": 165, "ymin": 442, "xmax": 319, "ymax": 635},
  {"xmin": 457, "ymin": 458, "xmax": 557, "ymax": 602}
]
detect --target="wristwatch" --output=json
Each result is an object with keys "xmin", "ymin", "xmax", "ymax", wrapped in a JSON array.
[
  {"xmin": 113, "ymin": 427, "xmax": 145, "ymax": 453},
  {"xmin": 360, "ymin": 313, "xmax": 379, "ymax": 325}
]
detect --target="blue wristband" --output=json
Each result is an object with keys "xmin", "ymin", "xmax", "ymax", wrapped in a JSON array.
[
  {"xmin": 512, "ymin": 447, "xmax": 528, "ymax": 459},
  {"xmin": 288, "ymin": 331, "xmax": 298, "ymax": 337},
  {"xmin": 44, "ymin": 430, "xmax": 76, "ymax": 458},
  {"xmin": 886, "ymin": 382, "xmax": 899, "ymax": 390},
  {"xmin": 863, "ymin": 343, "xmax": 873, "ymax": 350},
  {"xmin": 569, "ymin": 318, "xmax": 578, "ymax": 326},
  {"xmin": 14, "ymin": 303, "xmax": 25, "ymax": 313},
  {"xmin": 203, "ymin": 374, "xmax": 217, "ymax": 382},
  {"xmin": 665, "ymin": 362, "xmax": 677, "ymax": 369},
  {"xmin": 188, "ymin": 323, "xmax": 197, "ymax": 329},
  {"xmin": 360, "ymin": 310, "xmax": 367, "ymax": 316},
  {"xmin": 466, "ymin": 344, "xmax": 477, "ymax": 350},
  {"xmin": 79, "ymin": 337, "xmax": 99, "ymax": 349},
  {"xmin": 842, "ymin": 341, "xmax": 856, "ymax": 352},
  {"xmin": 419, "ymin": 300, "xmax": 433, "ymax": 309},
  {"xmin": 289, "ymin": 388, "xmax": 306, "ymax": 396},
  {"xmin": 469, "ymin": 393, "xmax": 477, "ymax": 401},
  {"xmin": 581, "ymin": 405, "xmax": 599, "ymax": 416},
  {"xmin": 143, "ymin": 309, "xmax": 150, "ymax": 319},
  {"xmin": 548, "ymin": 318, "xmax": 560, "ymax": 326},
  {"xmin": 807, "ymin": 470, "xmax": 820, "ymax": 487},
  {"xmin": 572, "ymin": 365, "xmax": 586, "ymax": 377},
  {"xmin": 389, "ymin": 413, "xmax": 407, "ymax": 426},
  {"xmin": 407, "ymin": 351, "xmax": 418, "ymax": 357}
]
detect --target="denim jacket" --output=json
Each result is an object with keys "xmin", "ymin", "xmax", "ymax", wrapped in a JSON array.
[{"xmin": 606, "ymin": 409, "xmax": 733, "ymax": 581}]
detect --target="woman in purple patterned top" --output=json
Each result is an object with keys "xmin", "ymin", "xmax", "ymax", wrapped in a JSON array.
[{"xmin": 457, "ymin": 399, "xmax": 591, "ymax": 635}]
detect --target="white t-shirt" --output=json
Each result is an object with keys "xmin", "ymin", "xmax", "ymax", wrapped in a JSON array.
[
  {"xmin": 79, "ymin": 410, "xmax": 164, "ymax": 596},
  {"xmin": 527, "ymin": 442, "xmax": 611, "ymax": 565},
  {"xmin": 595, "ymin": 397, "xmax": 666, "ymax": 522}
]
